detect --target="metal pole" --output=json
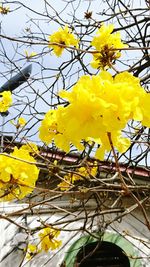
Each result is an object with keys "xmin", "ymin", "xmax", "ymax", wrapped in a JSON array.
[{"xmin": 0, "ymin": 64, "xmax": 32, "ymax": 151}]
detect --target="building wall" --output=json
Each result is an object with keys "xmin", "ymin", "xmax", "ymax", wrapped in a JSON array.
[{"xmin": 0, "ymin": 201, "xmax": 150, "ymax": 267}]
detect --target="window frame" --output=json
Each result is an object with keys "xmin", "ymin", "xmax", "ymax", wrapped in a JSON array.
[{"xmin": 62, "ymin": 232, "xmax": 142, "ymax": 267}]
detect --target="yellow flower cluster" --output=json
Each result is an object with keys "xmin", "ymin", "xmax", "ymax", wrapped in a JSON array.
[
  {"xmin": 48, "ymin": 25, "xmax": 78, "ymax": 56},
  {"xmin": 26, "ymin": 244, "xmax": 40, "ymax": 260},
  {"xmin": 39, "ymin": 71, "xmax": 150, "ymax": 160},
  {"xmin": 0, "ymin": 146, "xmax": 39, "ymax": 201},
  {"xmin": 39, "ymin": 227, "xmax": 62, "ymax": 252},
  {"xmin": 58, "ymin": 165, "xmax": 97, "ymax": 191},
  {"xmin": 90, "ymin": 24, "xmax": 128, "ymax": 69},
  {"xmin": 0, "ymin": 91, "xmax": 12, "ymax": 112},
  {"xmin": 26, "ymin": 227, "xmax": 62, "ymax": 260}
]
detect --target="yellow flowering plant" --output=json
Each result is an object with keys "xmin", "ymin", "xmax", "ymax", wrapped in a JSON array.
[
  {"xmin": 0, "ymin": 145, "xmax": 39, "ymax": 201},
  {"xmin": 0, "ymin": 6, "xmax": 148, "ymax": 264},
  {"xmin": 48, "ymin": 25, "xmax": 78, "ymax": 56},
  {"xmin": 0, "ymin": 91, "xmax": 12, "ymax": 112}
]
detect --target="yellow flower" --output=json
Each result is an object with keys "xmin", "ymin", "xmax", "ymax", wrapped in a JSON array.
[
  {"xmin": 90, "ymin": 24, "xmax": 128, "ymax": 69},
  {"xmin": 0, "ymin": 146, "xmax": 39, "ymax": 201},
  {"xmin": 0, "ymin": 5, "xmax": 10, "ymax": 15},
  {"xmin": 39, "ymin": 108, "xmax": 75, "ymax": 152},
  {"xmin": 48, "ymin": 25, "xmax": 78, "ymax": 56},
  {"xmin": 57, "ymin": 177, "xmax": 72, "ymax": 191},
  {"xmin": 78, "ymin": 165, "xmax": 97, "ymax": 178},
  {"xmin": 57, "ymin": 172, "xmax": 79, "ymax": 191},
  {"xmin": 10, "ymin": 117, "xmax": 27, "ymax": 129},
  {"xmin": 139, "ymin": 93, "xmax": 150, "ymax": 128},
  {"xmin": 0, "ymin": 91, "xmax": 12, "ymax": 112},
  {"xmin": 18, "ymin": 117, "xmax": 27, "ymax": 127},
  {"xmin": 24, "ymin": 50, "xmax": 37, "ymax": 59},
  {"xmin": 26, "ymin": 244, "xmax": 39, "ymax": 260},
  {"xmin": 39, "ymin": 110, "xmax": 59, "ymax": 144},
  {"xmin": 39, "ymin": 227, "xmax": 62, "ymax": 252},
  {"xmin": 21, "ymin": 142, "xmax": 39, "ymax": 155}
]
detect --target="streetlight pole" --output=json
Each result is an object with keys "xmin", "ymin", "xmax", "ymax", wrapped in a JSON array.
[
  {"xmin": 0, "ymin": 64, "xmax": 32, "ymax": 94},
  {"xmin": 0, "ymin": 64, "xmax": 32, "ymax": 151}
]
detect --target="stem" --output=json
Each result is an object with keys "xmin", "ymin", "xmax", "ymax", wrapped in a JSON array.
[{"xmin": 107, "ymin": 132, "xmax": 127, "ymax": 189}]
